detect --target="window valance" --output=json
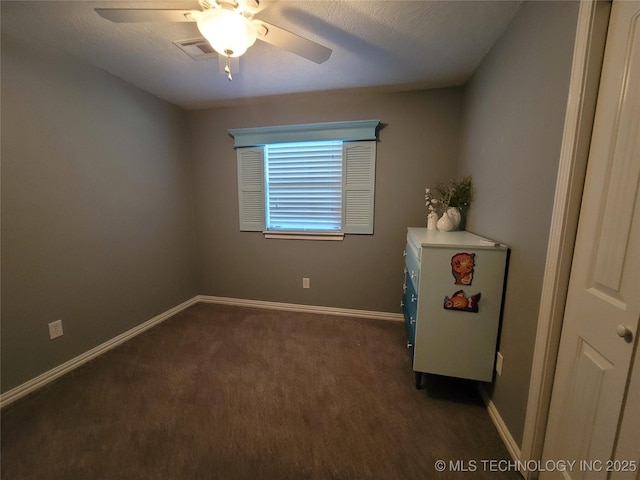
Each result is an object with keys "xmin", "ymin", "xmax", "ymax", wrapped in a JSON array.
[{"xmin": 229, "ymin": 120, "xmax": 380, "ymax": 148}]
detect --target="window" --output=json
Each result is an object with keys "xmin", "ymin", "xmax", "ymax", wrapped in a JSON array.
[
  {"xmin": 265, "ymin": 140, "xmax": 343, "ymax": 232},
  {"xmin": 230, "ymin": 120, "xmax": 379, "ymax": 238}
]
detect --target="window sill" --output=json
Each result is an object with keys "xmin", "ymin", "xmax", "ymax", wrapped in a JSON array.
[{"xmin": 263, "ymin": 231, "xmax": 345, "ymax": 241}]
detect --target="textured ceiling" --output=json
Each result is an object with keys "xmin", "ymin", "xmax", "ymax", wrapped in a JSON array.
[{"xmin": 1, "ymin": 1, "xmax": 521, "ymax": 110}]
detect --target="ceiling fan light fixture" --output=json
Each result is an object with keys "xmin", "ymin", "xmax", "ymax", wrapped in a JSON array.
[{"xmin": 196, "ymin": 8, "xmax": 257, "ymax": 57}]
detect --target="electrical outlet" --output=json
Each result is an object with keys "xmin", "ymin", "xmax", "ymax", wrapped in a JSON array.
[
  {"xmin": 49, "ymin": 319, "xmax": 64, "ymax": 339},
  {"xmin": 496, "ymin": 352, "xmax": 504, "ymax": 376},
  {"xmin": 302, "ymin": 277, "xmax": 310, "ymax": 289}
]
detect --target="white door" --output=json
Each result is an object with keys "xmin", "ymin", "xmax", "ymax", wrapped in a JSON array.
[
  {"xmin": 610, "ymin": 347, "xmax": 640, "ymax": 480},
  {"xmin": 541, "ymin": 1, "xmax": 640, "ymax": 479}
]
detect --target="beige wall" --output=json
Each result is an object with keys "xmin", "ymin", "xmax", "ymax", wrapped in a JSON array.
[
  {"xmin": 188, "ymin": 88, "xmax": 462, "ymax": 312},
  {"xmin": 1, "ymin": 36, "xmax": 199, "ymax": 392},
  {"xmin": 458, "ymin": 1, "xmax": 580, "ymax": 446}
]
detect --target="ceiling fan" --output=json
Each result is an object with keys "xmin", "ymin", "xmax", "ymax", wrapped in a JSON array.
[{"xmin": 95, "ymin": 0, "xmax": 332, "ymax": 80}]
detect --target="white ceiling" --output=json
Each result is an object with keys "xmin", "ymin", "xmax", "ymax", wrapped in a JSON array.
[{"xmin": 1, "ymin": 1, "xmax": 522, "ymax": 110}]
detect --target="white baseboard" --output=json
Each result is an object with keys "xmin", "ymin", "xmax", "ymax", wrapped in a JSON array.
[
  {"xmin": 0, "ymin": 297, "xmax": 199, "ymax": 409},
  {"xmin": 197, "ymin": 295, "xmax": 404, "ymax": 322},
  {"xmin": 477, "ymin": 384, "xmax": 523, "ymax": 474},
  {"xmin": 1, "ymin": 296, "xmax": 401, "ymax": 409}
]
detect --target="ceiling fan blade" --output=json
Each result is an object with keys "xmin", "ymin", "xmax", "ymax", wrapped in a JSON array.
[
  {"xmin": 244, "ymin": 0, "xmax": 275, "ymax": 16},
  {"xmin": 256, "ymin": 21, "xmax": 331, "ymax": 64},
  {"xmin": 95, "ymin": 9, "xmax": 196, "ymax": 23}
]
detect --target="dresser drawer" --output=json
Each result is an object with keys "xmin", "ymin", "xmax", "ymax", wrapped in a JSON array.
[
  {"xmin": 404, "ymin": 274, "xmax": 418, "ymax": 324},
  {"xmin": 404, "ymin": 243, "xmax": 421, "ymax": 291},
  {"xmin": 402, "ymin": 272, "xmax": 418, "ymax": 355}
]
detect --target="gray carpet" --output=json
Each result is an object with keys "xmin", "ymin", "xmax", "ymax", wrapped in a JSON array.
[{"xmin": 1, "ymin": 302, "xmax": 522, "ymax": 479}]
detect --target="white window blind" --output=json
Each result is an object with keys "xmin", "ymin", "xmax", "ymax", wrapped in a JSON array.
[{"xmin": 265, "ymin": 141, "xmax": 343, "ymax": 232}]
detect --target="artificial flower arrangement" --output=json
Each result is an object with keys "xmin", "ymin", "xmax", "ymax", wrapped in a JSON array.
[{"xmin": 425, "ymin": 176, "xmax": 474, "ymax": 230}]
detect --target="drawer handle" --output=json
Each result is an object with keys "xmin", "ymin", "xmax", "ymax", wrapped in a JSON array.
[
  {"xmin": 400, "ymin": 301, "xmax": 404, "ymax": 308},
  {"xmin": 406, "ymin": 341, "xmax": 413, "ymax": 349},
  {"xmin": 411, "ymin": 271, "xmax": 416, "ymax": 279},
  {"xmin": 411, "ymin": 294, "xmax": 417, "ymax": 302},
  {"xmin": 403, "ymin": 267, "xmax": 407, "ymax": 275},
  {"xmin": 403, "ymin": 250, "xmax": 407, "ymax": 257},
  {"xmin": 402, "ymin": 284, "xmax": 407, "ymax": 293},
  {"xmin": 410, "ymin": 316, "xmax": 415, "ymax": 324}
]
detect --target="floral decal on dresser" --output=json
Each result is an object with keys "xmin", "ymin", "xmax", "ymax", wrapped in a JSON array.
[
  {"xmin": 446, "ymin": 252, "xmax": 480, "ymax": 312},
  {"xmin": 443, "ymin": 290, "xmax": 481, "ymax": 313},
  {"xmin": 451, "ymin": 252, "xmax": 475, "ymax": 285}
]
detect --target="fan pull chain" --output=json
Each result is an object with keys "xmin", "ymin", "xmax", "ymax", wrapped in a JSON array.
[{"xmin": 224, "ymin": 50, "xmax": 233, "ymax": 81}]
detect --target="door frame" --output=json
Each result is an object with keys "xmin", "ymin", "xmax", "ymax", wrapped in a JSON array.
[{"xmin": 520, "ymin": 0, "xmax": 611, "ymax": 477}]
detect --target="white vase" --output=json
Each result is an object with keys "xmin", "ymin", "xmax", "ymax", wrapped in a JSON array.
[
  {"xmin": 447, "ymin": 207, "xmax": 461, "ymax": 230},
  {"xmin": 437, "ymin": 211, "xmax": 454, "ymax": 232},
  {"xmin": 427, "ymin": 212, "xmax": 438, "ymax": 230}
]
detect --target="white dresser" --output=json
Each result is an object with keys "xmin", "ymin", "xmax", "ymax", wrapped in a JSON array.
[{"xmin": 401, "ymin": 228, "xmax": 509, "ymax": 387}]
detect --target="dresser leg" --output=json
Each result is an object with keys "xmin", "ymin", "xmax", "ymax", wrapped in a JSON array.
[{"xmin": 415, "ymin": 371, "xmax": 423, "ymax": 389}]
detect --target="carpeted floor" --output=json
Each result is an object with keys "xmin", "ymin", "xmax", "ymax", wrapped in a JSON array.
[{"xmin": 1, "ymin": 302, "xmax": 522, "ymax": 479}]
